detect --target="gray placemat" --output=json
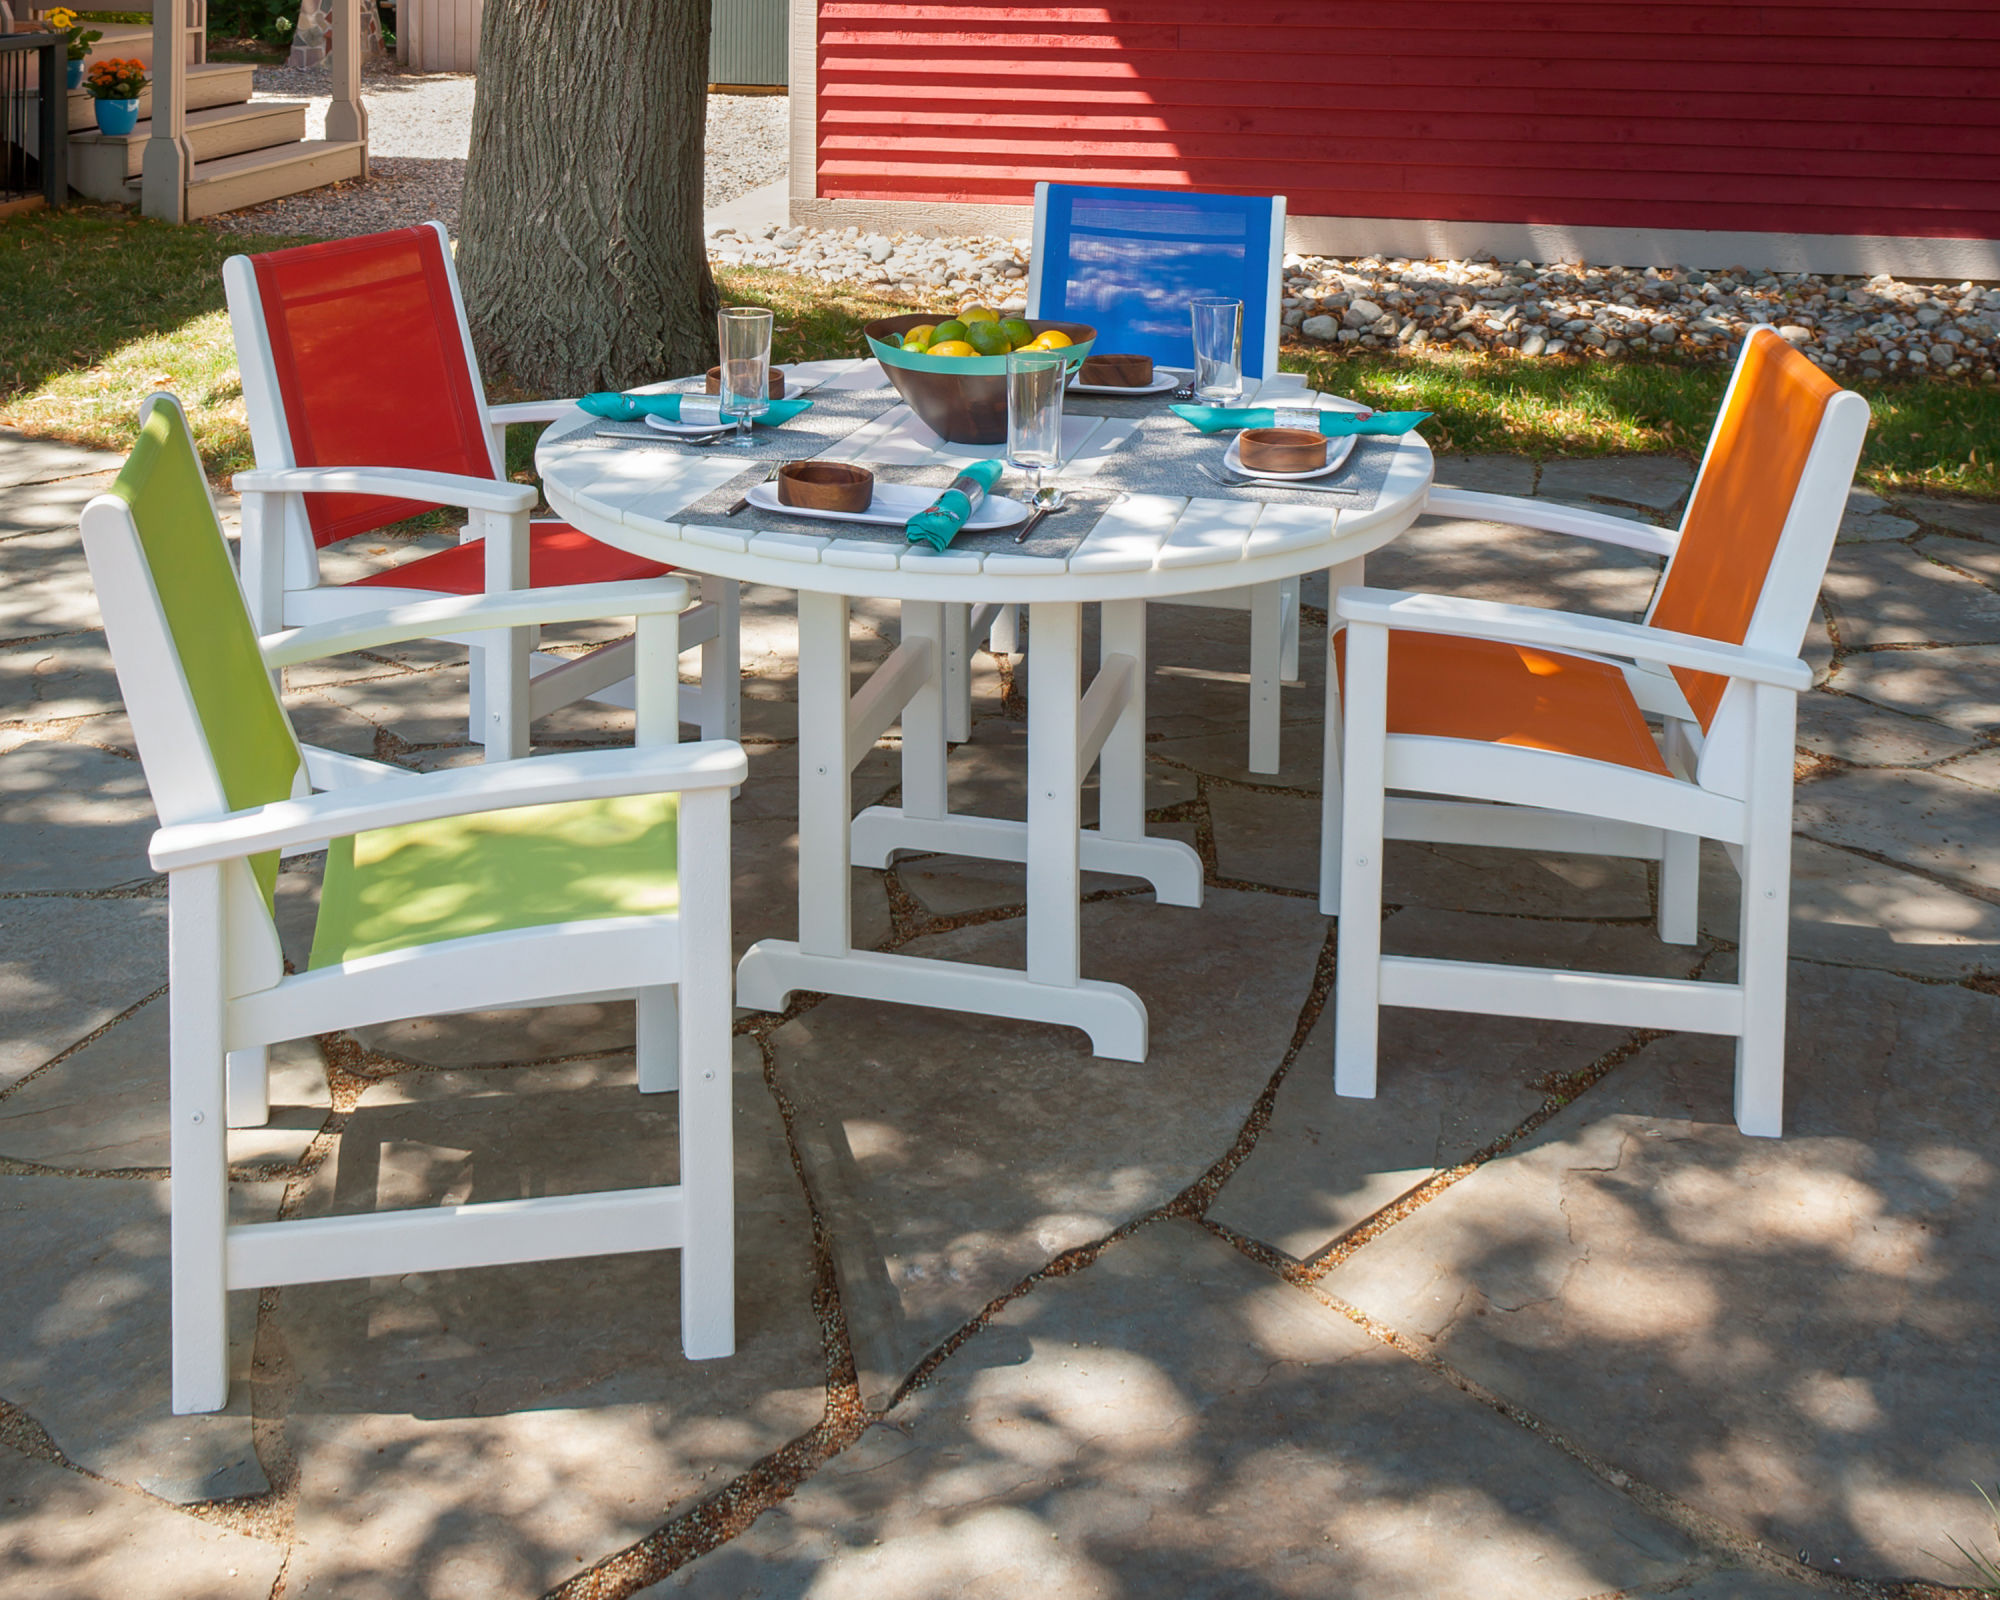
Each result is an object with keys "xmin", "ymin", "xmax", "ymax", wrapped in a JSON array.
[
  {"xmin": 675, "ymin": 463, "xmax": 1109, "ymax": 561},
  {"xmin": 1073, "ymin": 404, "xmax": 1405, "ymax": 513},
  {"xmin": 542, "ymin": 385, "xmax": 905, "ymax": 463}
]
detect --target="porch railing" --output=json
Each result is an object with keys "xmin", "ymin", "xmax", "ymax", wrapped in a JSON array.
[{"xmin": 0, "ymin": 30, "xmax": 66, "ymax": 214}]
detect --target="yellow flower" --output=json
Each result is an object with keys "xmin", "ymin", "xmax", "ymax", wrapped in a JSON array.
[{"xmin": 47, "ymin": 6, "xmax": 76, "ymax": 25}]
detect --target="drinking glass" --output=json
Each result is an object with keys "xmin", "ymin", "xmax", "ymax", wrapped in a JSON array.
[
  {"xmin": 1005, "ymin": 349, "xmax": 1069, "ymax": 508},
  {"xmin": 717, "ymin": 306, "xmax": 774, "ymax": 448},
  {"xmin": 1191, "ymin": 296, "xmax": 1244, "ymax": 402}
]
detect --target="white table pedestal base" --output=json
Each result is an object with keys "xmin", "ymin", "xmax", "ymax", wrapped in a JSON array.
[
  {"xmin": 849, "ymin": 809, "xmax": 1203, "ymax": 906},
  {"xmin": 735, "ymin": 944, "xmax": 1149, "ymax": 1061},
  {"xmin": 733, "ymin": 591, "xmax": 1186, "ymax": 1060}
]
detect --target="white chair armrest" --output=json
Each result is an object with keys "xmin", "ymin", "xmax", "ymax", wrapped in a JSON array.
[
  {"xmin": 486, "ymin": 401, "xmax": 578, "ymax": 425},
  {"xmin": 151, "ymin": 740, "xmax": 748, "ymax": 872},
  {"xmin": 1334, "ymin": 587, "xmax": 1811, "ymax": 691},
  {"xmin": 258, "ymin": 579, "xmax": 694, "ymax": 668},
  {"xmin": 233, "ymin": 465, "xmax": 536, "ymax": 515},
  {"xmin": 1423, "ymin": 487, "xmax": 1679, "ymax": 557}
]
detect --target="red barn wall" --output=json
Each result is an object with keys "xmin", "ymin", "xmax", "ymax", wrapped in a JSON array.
[{"xmin": 798, "ymin": 1, "xmax": 2000, "ymax": 274}]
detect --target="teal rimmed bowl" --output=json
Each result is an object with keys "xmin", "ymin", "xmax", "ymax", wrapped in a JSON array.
[{"xmin": 864, "ymin": 314, "xmax": 1096, "ymax": 446}]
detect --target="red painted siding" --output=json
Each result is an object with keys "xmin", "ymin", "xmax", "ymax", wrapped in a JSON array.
[{"xmin": 815, "ymin": 2, "xmax": 2000, "ymax": 240}]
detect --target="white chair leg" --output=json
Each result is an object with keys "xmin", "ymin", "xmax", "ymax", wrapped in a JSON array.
[
  {"xmin": 169, "ymin": 866, "xmax": 232, "ymax": 1415},
  {"xmin": 636, "ymin": 986, "xmax": 679, "ymax": 1093},
  {"xmin": 1319, "ymin": 558, "xmax": 1365, "ymax": 915},
  {"xmin": 1248, "ymin": 580, "xmax": 1283, "ymax": 774},
  {"xmin": 1658, "ymin": 831, "xmax": 1701, "ymax": 945},
  {"xmin": 1279, "ymin": 575, "xmax": 1302, "ymax": 683},
  {"xmin": 697, "ymin": 579, "xmax": 741, "ymax": 742},
  {"xmin": 1733, "ymin": 685, "xmax": 1797, "ymax": 1138},
  {"xmin": 675, "ymin": 786, "xmax": 735, "ymax": 1360},
  {"xmin": 225, "ymin": 1046, "xmax": 270, "ymax": 1128},
  {"xmin": 1333, "ymin": 622, "xmax": 1390, "ymax": 1099}
]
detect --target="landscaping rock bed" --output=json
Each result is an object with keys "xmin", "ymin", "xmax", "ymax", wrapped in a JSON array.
[{"xmin": 707, "ymin": 222, "xmax": 2000, "ymax": 380}]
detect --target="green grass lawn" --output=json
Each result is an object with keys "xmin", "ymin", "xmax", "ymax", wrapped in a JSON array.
[{"xmin": 3, "ymin": 206, "xmax": 1995, "ymax": 499}]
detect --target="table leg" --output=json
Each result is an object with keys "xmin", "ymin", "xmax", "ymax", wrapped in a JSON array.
[
  {"xmin": 1319, "ymin": 555, "xmax": 1366, "ymax": 915},
  {"xmin": 796, "ymin": 590, "xmax": 852, "ymax": 959},
  {"xmin": 898, "ymin": 600, "xmax": 949, "ymax": 822},
  {"xmin": 1026, "ymin": 601, "xmax": 1083, "ymax": 987}
]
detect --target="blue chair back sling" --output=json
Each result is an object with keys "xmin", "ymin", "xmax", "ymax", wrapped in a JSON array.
[{"xmin": 1026, "ymin": 182, "xmax": 1287, "ymax": 378}]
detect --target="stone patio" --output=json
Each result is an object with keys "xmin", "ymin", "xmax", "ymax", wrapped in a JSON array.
[{"xmin": 2, "ymin": 429, "xmax": 1996, "ymax": 1598}]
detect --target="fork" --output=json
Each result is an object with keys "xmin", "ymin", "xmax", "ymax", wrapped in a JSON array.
[
  {"xmin": 725, "ymin": 460, "xmax": 783, "ymax": 516},
  {"xmin": 1194, "ymin": 461, "xmax": 1256, "ymax": 489},
  {"xmin": 1170, "ymin": 373, "xmax": 1197, "ymax": 402}
]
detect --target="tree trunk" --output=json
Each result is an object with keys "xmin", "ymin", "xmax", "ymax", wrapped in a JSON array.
[{"xmin": 459, "ymin": 0, "xmax": 716, "ymax": 396}]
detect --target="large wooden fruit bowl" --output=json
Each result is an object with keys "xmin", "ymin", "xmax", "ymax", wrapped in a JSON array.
[{"xmin": 864, "ymin": 314, "xmax": 1097, "ymax": 446}]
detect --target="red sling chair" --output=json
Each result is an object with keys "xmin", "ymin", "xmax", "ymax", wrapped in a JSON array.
[{"xmin": 223, "ymin": 222, "xmax": 738, "ymax": 758}]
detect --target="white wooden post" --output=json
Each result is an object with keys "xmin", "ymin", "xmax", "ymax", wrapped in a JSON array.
[
  {"xmin": 327, "ymin": 0, "xmax": 369, "ymax": 169},
  {"xmin": 1024, "ymin": 601, "xmax": 1083, "ymax": 988},
  {"xmin": 796, "ymin": 591, "xmax": 853, "ymax": 959},
  {"xmin": 140, "ymin": 0, "xmax": 191, "ymax": 222},
  {"xmin": 1318, "ymin": 556, "xmax": 1365, "ymax": 914},
  {"xmin": 1333, "ymin": 620, "xmax": 1390, "ymax": 1098},
  {"xmin": 169, "ymin": 864, "xmax": 231, "ymax": 1413}
]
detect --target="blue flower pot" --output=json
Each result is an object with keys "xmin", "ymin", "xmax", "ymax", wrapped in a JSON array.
[
  {"xmin": 94, "ymin": 97, "xmax": 140, "ymax": 136},
  {"xmin": 66, "ymin": 60, "xmax": 83, "ymax": 90}
]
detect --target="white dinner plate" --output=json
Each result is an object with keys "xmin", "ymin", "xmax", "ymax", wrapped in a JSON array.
[
  {"xmin": 1067, "ymin": 366, "xmax": 1187, "ymax": 397},
  {"xmin": 746, "ymin": 480, "xmax": 1030, "ymax": 532},
  {"xmin": 1221, "ymin": 431, "xmax": 1358, "ymax": 482}
]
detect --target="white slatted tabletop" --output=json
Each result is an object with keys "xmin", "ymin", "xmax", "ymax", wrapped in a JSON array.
[{"xmin": 537, "ymin": 360, "xmax": 1433, "ymax": 604}]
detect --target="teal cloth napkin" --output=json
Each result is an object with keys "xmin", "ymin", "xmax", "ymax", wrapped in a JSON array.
[
  {"xmin": 578, "ymin": 392, "xmax": 814, "ymax": 427},
  {"xmin": 906, "ymin": 459, "xmax": 1006, "ymax": 551},
  {"xmin": 1170, "ymin": 404, "xmax": 1429, "ymax": 436}
]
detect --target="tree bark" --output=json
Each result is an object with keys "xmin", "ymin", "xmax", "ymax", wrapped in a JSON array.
[{"xmin": 459, "ymin": 0, "xmax": 716, "ymax": 396}]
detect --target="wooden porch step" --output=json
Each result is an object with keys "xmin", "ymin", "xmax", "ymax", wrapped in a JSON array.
[
  {"xmin": 155, "ymin": 139, "xmax": 368, "ymax": 220},
  {"xmin": 66, "ymin": 61, "xmax": 255, "ymax": 132},
  {"xmin": 75, "ymin": 21, "xmax": 199, "ymax": 74},
  {"xmin": 68, "ymin": 101, "xmax": 310, "ymax": 200}
]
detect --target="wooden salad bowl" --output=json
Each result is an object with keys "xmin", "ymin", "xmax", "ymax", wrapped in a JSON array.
[
  {"xmin": 1237, "ymin": 427, "xmax": 1328, "ymax": 474},
  {"xmin": 777, "ymin": 460, "xmax": 873, "ymax": 513},
  {"xmin": 864, "ymin": 313, "xmax": 1096, "ymax": 445}
]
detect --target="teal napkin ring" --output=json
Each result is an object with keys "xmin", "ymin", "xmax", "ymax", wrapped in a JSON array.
[
  {"xmin": 579, "ymin": 392, "xmax": 814, "ymax": 427},
  {"xmin": 1170, "ymin": 404, "xmax": 1428, "ymax": 437},
  {"xmin": 907, "ymin": 459, "xmax": 1006, "ymax": 551}
]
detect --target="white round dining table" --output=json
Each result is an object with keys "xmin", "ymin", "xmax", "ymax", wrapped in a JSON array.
[{"xmin": 538, "ymin": 359, "xmax": 1434, "ymax": 1061}]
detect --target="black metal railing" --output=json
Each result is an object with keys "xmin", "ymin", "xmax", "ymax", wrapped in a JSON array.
[{"xmin": 1, "ymin": 30, "xmax": 67, "ymax": 213}]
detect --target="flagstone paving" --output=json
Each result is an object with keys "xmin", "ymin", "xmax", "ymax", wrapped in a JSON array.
[{"xmin": 2, "ymin": 431, "xmax": 1997, "ymax": 1598}]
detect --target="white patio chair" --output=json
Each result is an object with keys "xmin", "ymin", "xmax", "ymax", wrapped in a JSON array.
[
  {"xmin": 83, "ymin": 395, "xmax": 744, "ymax": 1413},
  {"xmin": 1329, "ymin": 328, "xmax": 1869, "ymax": 1136},
  {"xmin": 223, "ymin": 221, "xmax": 740, "ymax": 760}
]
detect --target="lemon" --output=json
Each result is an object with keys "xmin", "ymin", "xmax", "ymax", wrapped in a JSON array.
[
  {"xmin": 966, "ymin": 320, "xmax": 1013, "ymax": 356},
  {"xmin": 926, "ymin": 339, "xmax": 979, "ymax": 358},
  {"xmin": 904, "ymin": 323, "xmax": 937, "ymax": 346},
  {"xmin": 932, "ymin": 319, "xmax": 969, "ymax": 345},
  {"xmin": 901, "ymin": 332, "xmax": 933, "ymax": 353},
  {"xmin": 1028, "ymin": 328, "xmax": 1074, "ymax": 350},
  {"xmin": 999, "ymin": 317, "xmax": 1034, "ymax": 348},
  {"xmin": 959, "ymin": 304, "xmax": 999, "ymax": 324}
]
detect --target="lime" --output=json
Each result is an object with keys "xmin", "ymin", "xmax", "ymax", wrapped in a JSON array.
[
  {"xmin": 932, "ymin": 319, "xmax": 969, "ymax": 345},
  {"xmin": 901, "ymin": 333, "xmax": 933, "ymax": 353},
  {"xmin": 926, "ymin": 339, "xmax": 979, "ymax": 358},
  {"xmin": 999, "ymin": 317, "xmax": 1034, "ymax": 348},
  {"xmin": 959, "ymin": 304, "xmax": 999, "ymax": 324},
  {"xmin": 966, "ymin": 320, "xmax": 1013, "ymax": 356}
]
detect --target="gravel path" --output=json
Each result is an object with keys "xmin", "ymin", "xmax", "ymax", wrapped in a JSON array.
[{"xmin": 206, "ymin": 69, "xmax": 787, "ymax": 239}]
